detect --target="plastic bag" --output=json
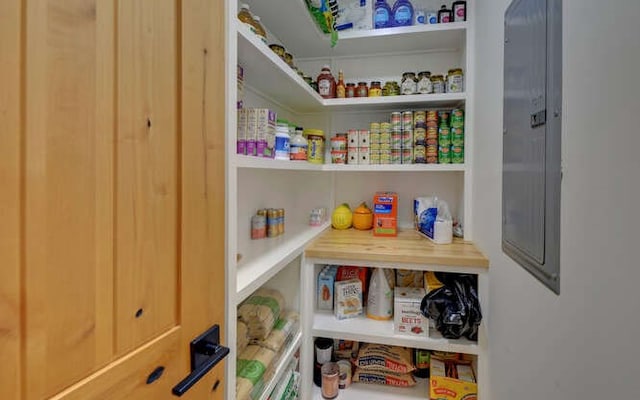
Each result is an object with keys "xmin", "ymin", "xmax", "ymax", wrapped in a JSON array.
[
  {"xmin": 305, "ymin": 0, "xmax": 339, "ymax": 46},
  {"xmin": 414, "ymin": 196, "xmax": 453, "ymax": 244},
  {"xmin": 420, "ymin": 273, "xmax": 482, "ymax": 340}
]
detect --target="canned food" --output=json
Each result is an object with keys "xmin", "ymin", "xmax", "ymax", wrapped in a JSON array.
[
  {"xmin": 380, "ymin": 122, "xmax": 391, "ymax": 132},
  {"xmin": 401, "ymin": 149, "xmax": 413, "ymax": 164},
  {"xmin": 391, "ymin": 133, "xmax": 403, "ymax": 148},
  {"xmin": 402, "ymin": 132, "xmax": 413, "ymax": 148},
  {"xmin": 431, "ymin": 75, "xmax": 445, "ymax": 94},
  {"xmin": 330, "ymin": 136, "xmax": 347, "ymax": 151},
  {"xmin": 413, "ymin": 145, "xmax": 427, "ymax": 163},
  {"xmin": 438, "ymin": 126, "xmax": 451, "ymax": 145},
  {"xmin": 438, "ymin": 146, "xmax": 452, "ymax": 164},
  {"xmin": 331, "ymin": 150, "xmax": 347, "ymax": 164},
  {"xmin": 379, "ymin": 150, "xmax": 391, "ymax": 164},
  {"xmin": 370, "ymin": 142, "xmax": 381, "ymax": 151},
  {"xmin": 370, "ymin": 122, "xmax": 381, "ymax": 133},
  {"xmin": 379, "ymin": 142, "xmax": 391, "ymax": 151},
  {"xmin": 451, "ymin": 108, "xmax": 465, "ymax": 119},
  {"xmin": 427, "ymin": 127, "xmax": 438, "ymax": 139},
  {"xmin": 391, "ymin": 149, "xmax": 402, "ymax": 164},
  {"xmin": 426, "ymin": 120, "xmax": 439, "ymax": 129},
  {"xmin": 451, "ymin": 145, "xmax": 464, "ymax": 164},
  {"xmin": 414, "ymin": 128, "xmax": 426, "ymax": 145},
  {"xmin": 277, "ymin": 208, "xmax": 285, "ymax": 235},
  {"xmin": 251, "ymin": 214, "xmax": 266, "ymax": 239},
  {"xmin": 426, "ymin": 110, "xmax": 438, "ymax": 121},
  {"xmin": 402, "ymin": 111, "xmax": 413, "ymax": 130},
  {"xmin": 267, "ymin": 209, "xmax": 278, "ymax": 237},
  {"xmin": 426, "ymin": 137, "xmax": 438, "ymax": 146},
  {"xmin": 380, "ymin": 131, "xmax": 391, "ymax": 144},
  {"xmin": 369, "ymin": 132, "xmax": 381, "ymax": 144}
]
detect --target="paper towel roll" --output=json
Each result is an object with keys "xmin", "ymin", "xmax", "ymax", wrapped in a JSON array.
[{"xmin": 433, "ymin": 219, "xmax": 453, "ymax": 244}]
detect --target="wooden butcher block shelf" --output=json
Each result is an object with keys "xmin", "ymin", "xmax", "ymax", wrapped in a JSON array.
[{"xmin": 305, "ymin": 228, "xmax": 489, "ymax": 271}]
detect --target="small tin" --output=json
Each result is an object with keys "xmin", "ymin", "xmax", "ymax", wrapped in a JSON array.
[
  {"xmin": 267, "ymin": 209, "xmax": 278, "ymax": 237},
  {"xmin": 413, "ymin": 145, "xmax": 427, "ymax": 163},
  {"xmin": 402, "ymin": 148, "xmax": 413, "ymax": 164},
  {"xmin": 402, "ymin": 111, "xmax": 413, "ymax": 131},
  {"xmin": 451, "ymin": 145, "xmax": 464, "ymax": 164},
  {"xmin": 369, "ymin": 151, "xmax": 380, "ymax": 164},
  {"xmin": 391, "ymin": 149, "xmax": 402, "ymax": 164},
  {"xmin": 414, "ymin": 128, "xmax": 426, "ymax": 145},
  {"xmin": 402, "ymin": 132, "xmax": 413, "ymax": 148},
  {"xmin": 369, "ymin": 132, "xmax": 381, "ymax": 144},
  {"xmin": 380, "ymin": 122, "xmax": 391, "ymax": 132},
  {"xmin": 438, "ymin": 145, "xmax": 452, "ymax": 163},
  {"xmin": 251, "ymin": 214, "xmax": 266, "ymax": 239}
]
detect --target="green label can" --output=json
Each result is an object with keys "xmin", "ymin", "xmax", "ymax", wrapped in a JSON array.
[
  {"xmin": 451, "ymin": 145, "xmax": 464, "ymax": 164},
  {"xmin": 438, "ymin": 146, "xmax": 452, "ymax": 163}
]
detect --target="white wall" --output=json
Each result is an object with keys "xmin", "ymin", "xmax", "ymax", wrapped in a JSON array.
[{"xmin": 473, "ymin": 0, "xmax": 640, "ymax": 398}]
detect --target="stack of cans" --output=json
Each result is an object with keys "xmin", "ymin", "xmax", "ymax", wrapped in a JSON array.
[
  {"xmin": 379, "ymin": 122, "xmax": 391, "ymax": 164},
  {"xmin": 370, "ymin": 123, "xmax": 381, "ymax": 164},
  {"xmin": 438, "ymin": 110, "xmax": 451, "ymax": 163},
  {"xmin": 413, "ymin": 111, "xmax": 427, "ymax": 163},
  {"xmin": 426, "ymin": 110, "xmax": 439, "ymax": 163},
  {"xmin": 401, "ymin": 111, "xmax": 413, "ymax": 164},
  {"xmin": 450, "ymin": 109, "xmax": 465, "ymax": 164}
]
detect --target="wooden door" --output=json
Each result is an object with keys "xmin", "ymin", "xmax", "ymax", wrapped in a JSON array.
[{"xmin": 0, "ymin": 1, "xmax": 226, "ymax": 399}]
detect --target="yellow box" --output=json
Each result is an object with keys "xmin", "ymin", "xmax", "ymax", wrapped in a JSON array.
[{"xmin": 429, "ymin": 358, "xmax": 477, "ymax": 400}]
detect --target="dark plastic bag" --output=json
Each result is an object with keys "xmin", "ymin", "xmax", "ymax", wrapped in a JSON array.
[{"xmin": 420, "ymin": 273, "xmax": 482, "ymax": 341}]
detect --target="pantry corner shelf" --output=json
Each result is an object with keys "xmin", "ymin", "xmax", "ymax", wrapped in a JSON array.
[
  {"xmin": 312, "ymin": 312, "xmax": 479, "ymax": 355},
  {"xmin": 257, "ymin": 331, "xmax": 302, "ymax": 400},
  {"xmin": 312, "ymin": 376, "xmax": 429, "ymax": 400},
  {"xmin": 237, "ymin": 23, "xmax": 324, "ymax": 113},
  {"xmin": 236, "ymin": 222, "xmax": 330, "ymax": 304}
]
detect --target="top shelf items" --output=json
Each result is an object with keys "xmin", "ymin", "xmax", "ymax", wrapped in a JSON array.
[{"xmin": 237, "ymin": 22, "xmax": 467, "ymax": 114}]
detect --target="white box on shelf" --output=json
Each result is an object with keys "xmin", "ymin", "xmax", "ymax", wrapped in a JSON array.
[
  {"xmin": 359, "ymin": 148, "xmax": 370, "ymax": 165},
  {"xmin": 348, "ymin": 148, "xmax": 359, "ymax": 164},
  {"xmin": 394, "ymin": 287, "xmax": 428, "ymax": 337}
]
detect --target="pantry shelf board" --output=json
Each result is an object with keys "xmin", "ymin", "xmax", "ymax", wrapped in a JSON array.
[
  {"xmin": 234, "ymin": 155, "xmax": 325, "ymax": 171},
  {"xmin": 256, "ymin": 331, "xmax": 302, "ymax": 400},
  {"xmin": 236, "ymin": 222, "xmax": 330, "ymax": 304},
  {"xmin": 305, "ymin": 229, "xmax": 489, "ymax": 269},
  {"xmin": 322, "ymin": 163, "xmax": 465, "ymax": 172},
  {"xmin": 249, "ymin": 0, "xmax": 467, "ymax": 58},
  {"xmin": 312, "ymin": 312, "xmax": 479, "ymax": 355},
  {"xmin": 322, "ymin": 92, "xmax": 467, "ymax": 110},
  {"xmin": 237, "ymin": 23, "xmax": 324, "ymax": 113},
  {"xmin": 312, "ymin": 378, "xmax": 429, "ymax": 400}
]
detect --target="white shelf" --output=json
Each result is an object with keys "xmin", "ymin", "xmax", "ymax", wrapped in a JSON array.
[
  {"xmin": 248, "ymin": 0, "xmax": 466, "ymax": 58},
  {"xmin": 322, "ymin": 93, "xmax": 466, "ymax": 111},
  {"xmin": 236, "ymin": 222, "xmax": 330, "ymax": 304},
  {"xmin": 237, "ymin": 23, "xmax": 324, "ymax": 113},
  {"xmin": 257, "ymin": 331, "xmax": 302, "ymax": 400},
  {"xmin": 312, "ymin": 378, "xmax": 429, "ymax": 400},
  {"xmin": 322, "ymin": 163, "xmax": 465, "ymax": 172},
  {"xmin": 312, "ymin": 312, "xmax": 479, "ymax": 355},
  {"xmin": 234, "ymin": 155, "xmax": 325, "ymax": 171}
]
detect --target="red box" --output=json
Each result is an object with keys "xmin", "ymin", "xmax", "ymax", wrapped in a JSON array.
[{"xmin": 373, "ymin": 191, "xmax": 398, "ymax": 237}]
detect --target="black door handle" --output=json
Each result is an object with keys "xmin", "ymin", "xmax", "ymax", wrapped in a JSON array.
[{"xmin": 172, "ymin": 324, "xmax": 230, "ymax": 396}]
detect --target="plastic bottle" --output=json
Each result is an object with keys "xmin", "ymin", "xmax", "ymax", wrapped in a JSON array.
[
  {"xmin": 275, "ymin": 120, "xmax": 291, "ymax": 161},
  {"xmin": 392, "ymin": 0, "xmax": 414, "ymax": 27},
  {"xmin": 374, "ymin": 0, "xmax": 392, "ymax": 29},
  {"xmin": 316, "ymin": 65, "xmax": 336, "ymax": 99},
  {"xmin": 250, "ymin": 16, "xmax": 267, "ymax": 43},
  {"xmin": 289, "ymin": 127, "xmax": 308, "ymax": 161}
]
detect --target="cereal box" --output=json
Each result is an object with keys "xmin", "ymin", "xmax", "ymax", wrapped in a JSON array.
[
  {"xmin": 373, "ymin": 192, "xmax": 398, "ymax": 237},
  {"xmin": 334, "ymin": 279, "xmax": 363, "ymax": 320},
  {"xmin": 394, "ymin": 287, "xmax": 428, "ymax": 336}
]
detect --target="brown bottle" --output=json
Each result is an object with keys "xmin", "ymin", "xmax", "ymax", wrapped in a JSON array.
[
  {"xmin": 336, "ymin": 70, "xmax": 346, "ymax": 98},
  {"xmin": 317, "ymin": 65, "xmax": 336, "ymax": 99}
]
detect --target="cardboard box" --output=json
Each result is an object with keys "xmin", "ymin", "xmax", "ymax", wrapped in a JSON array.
[
  {"xmin": 373, "ymin": 191, "xmax": 398, "ymax": 237},
  {"xmin": 317, "ymin": 265, "xmax": 338, "ymax": 311},
  {"xmin": 429, "ymin": 357, "xmax": 478, "ymax": 400},
  {"xmin": 255, "ymin": 108, "xmax": 276, "ymax": 158},
  {"xmin": 334, "ymin": 279, "xmax": 363, "ymax": 320},
  {"xmin": 394, "ymin": 287, "xmax": 428, "ymax": 336},
  {"xmin": 237, "ymin": 108, "xmax": 247, "ymax": 155}
]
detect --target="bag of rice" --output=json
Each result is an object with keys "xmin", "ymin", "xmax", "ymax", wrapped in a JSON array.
[
  {"xmin": 355, "ymin": 343, "xmax": 415, "ymax": 373},
  {"xmin": 352, "ymin": 368, "xmax": 417, "ymax": 387},
  {"xmin": 238, "ymin": 288, "xmax": 285, "ymax": 341},
  {"xmin": 236, "ymin": 345, "xmax": 276, "ymax": 400},
  {"xmin": 258, "ymin": 310, "xmax": 299, "ymax": 352},
  {"xmin": 237, "ymin": 319, "xmax": 249, "ymax": 355}
]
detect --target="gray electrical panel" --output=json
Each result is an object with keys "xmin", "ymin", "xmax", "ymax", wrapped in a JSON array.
[{"xmin": 503, "ymin": 0, "xmax": 562, "ymax": 293}]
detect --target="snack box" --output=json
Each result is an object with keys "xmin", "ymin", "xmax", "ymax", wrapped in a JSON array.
[
  {"xmin": 394, "ymin": 287, "xmax": 428, "ymax": 337},
  {"xmin": 334, "ymin": 279, "xmax": 363, "ymax": 320},
  {"xmin": 429, "ymin": 357, "xmax": 478, "ymax": 400},
  {"xmin": 373, "ymin": 191, "xmax": 398, "ymax": 237},
  {"xmin": 336, "ymin": 266, "xmax": 368, "ymax": 304},
  {"xmin": 317, "ymin": 265, "xmax": 338, "ymax": 311}
]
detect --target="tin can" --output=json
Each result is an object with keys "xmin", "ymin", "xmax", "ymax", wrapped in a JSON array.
[
  {"xmin": 451, "ymin": 127, "xmax": 465, "ymax": 146},
  {"xmin": 451, "ymin": 108, "xmax": 465, "ymax": 121},
  {"xmin": 438, "ymin": 146, "xmax": 452, "ymax": 163},
  {"xmin": 438, "ymin": 110, "xmax": 450, "ymax": 125},
  {"xmin": 402, "ymin": 148, "xmax": 413, "ymax": 164},
  {"xmin": 380, "ymin": 122, "xmax": 391, "ymax": 132},
  {"xmin": 380, "ymin": 131, "xmax": 391, "ymax": 144},
  {"xmin": 267, "ymin": 209, "xmax": 278, "ymax": 237},
  {"xmin": 370, "ymin": 132, "xmax": 381, "ymax": 144},
  {"xmin": 426, "ymin": 120, "xmax": 438, "ymax": 129},
  {"xmin": 251, "ymin": 214, "xmax": 266, "ymax": 239},
  {"xmin": 370, "ymin": 122, "xmax": 381, "ymax": 134},
  {"xmin": 278, "ymin": 208, "xmax": 285, "ymax": 235},
  {"xmin": 402, "ymin": 111, "xmax": 413, "ymax": 131},
  {"xmin": 330, "ymin": 136, "xmax": 347, "ymax": 151},
  {"xmin": 451, "ymin": 145, "xmax": 464, "ymax": 164},
  {"xmin": 379, "ymin": 142, "xmax": 391, "ymax": 151},
  {"xmin": 391, "ymin": 149, "xmax": 402, "ymax": 164},
  {"xmin": 402, "ymin": 132, "xmax": 413, "ymax": 148},
  {"xmin": 391, "ymin": 132, "xmax": 403, "ymax": 149},
  {"xmin": 379, "ymin": 150, "xmax": 391, "ymax": 164},
  {"xmin": 414, "ymin": 145, "xmax": 427, "ymax": 163},
  {"xmin": 370, "ymin": 142, "xmax": 381, "ymax": 151},
  {"xmin": 438, "ymin": 126, "xmax": 451, "ymax": 146},
  {"xmin": 369, "ymin": 151, "xmax": 380, "ymax": 164},
  {"xmin": 426, "ymin": 110, "xmax": 438, "ymax": 121},
  {"xmin": 414, "ymin": 128, "xmax": 426, "ymax": 145},
  {"xmin": 427, "ymin": 127, "xmax": 438, "ymax": 139},
  {"xmin": 390, "ymin": 112, "xmax": 402, "ymax": 130}
]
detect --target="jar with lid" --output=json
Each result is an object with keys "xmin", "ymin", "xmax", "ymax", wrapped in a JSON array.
[
  {"xmin": 237, "ymin": 4, "xmax": 255, "ymax": 26},
  {"xmin": 345, "ymin": 83, "xmax": 356, "ymax": 98},
  {"xmin": 383, "ymin": 81, "xmax": 400, "ymax": 96},
  {"xmin": 446, "ymin": 68, "xmax": 464, "ymax": 93},
  {"xmin": 250, "ymin": 16, "xmax": 267, "ymax": 43},
  {"xmin": 401, "ymin": 72, "xmax": 417, "ymax": 95},
  {"xmin": 369, "ymin": 81, "xmax": 382, "ymax": 97},
  {"xmin": 417, "ymin": 71, "xmax": 432, "ymax": 94},
  {"xmin": 316, "ymin": 65, "xmax": 337, "ymax": 99},
  {"xmin": 290, "ymin": 127, "xmax": 308, "ymax": 161},
  {"xmin": 431, "ymin": 74, "xmax": 445, "ymax": 93},
  {"xmin": 305, "ymin": 129, "xmax": 325, "ymax": 164},
  {"xmin": 355, "ymin": 82, "xmax": 369, "ymax": 97},
  {"xmin": 438, "ymin": 5, "xmax": 452, "ymax": 23}
]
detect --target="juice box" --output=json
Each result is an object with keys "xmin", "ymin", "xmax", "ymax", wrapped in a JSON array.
[
  {"xmin": 317, "ymin": 265, "xmax": 338, "ymax": 311},
  {"xmin": 373, "ymin": 191, "xmax": 398, "ymax": 237}
]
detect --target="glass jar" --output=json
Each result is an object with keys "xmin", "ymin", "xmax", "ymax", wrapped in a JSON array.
[
  {"xmin": 431, "ymin": 74, "xmax": 445, "ymax": 93},
  {"xmin": 447, "ymin": 68, "xmax": 464, "ymax": 93},
  {"xmin": 316, "ymin": 65, "xmax": 336, "ymax": 99},
  {"xmin": 369, "ymin": 81, "xmax": 382, "ymax": 97},
  {"xmin": 250, "ymin": 16, "xmax": 267, "ymax": 43},
  {"xmin": 355, "ymin": 82, "xmax": 369, "ymax": 97},
  {"xmin": 417, "ymin": 71, "xmax": 432, "ymax": 94},
  {"xmin": 401, "ymin": 72, "xmax": 417, "ymax": 95},
  {"xmin": 345, "ymin": 83, "xmax": 356, "ymax": 98},
  {"xmin": 383, "ymin": 81, "xmax": 400, "ymax": 96}
]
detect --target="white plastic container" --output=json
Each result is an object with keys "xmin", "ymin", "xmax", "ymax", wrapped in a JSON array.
[
  {"xmin": 289, "ymin": 127, "xmax": 308, "ymax": 161},
  {"xmin": 274, "ymin": 124, "xmax": 290, "ymax": 160}
]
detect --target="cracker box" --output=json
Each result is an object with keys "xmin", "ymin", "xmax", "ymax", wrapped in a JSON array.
[
  {"xmin": 394, "ymin": 287, "xmax": 428, "ymax": 336},
  {"xmin": 429, "ymin": 357, "xmax": 478, "ymax": 400},
  {"xmin": 317, "ymin": 265, "xmax": 338, "ymax": 311},
  {"xmin": 334, "ymin": 279, "xmax": 363, "ymax": 320},
  {"xmin": 373, "ymin": 191, "xmax": 398, "ymax": 237},
  {"xmin": 255, "ymin": 108, "xmax": 276, "ymax": 158}
]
